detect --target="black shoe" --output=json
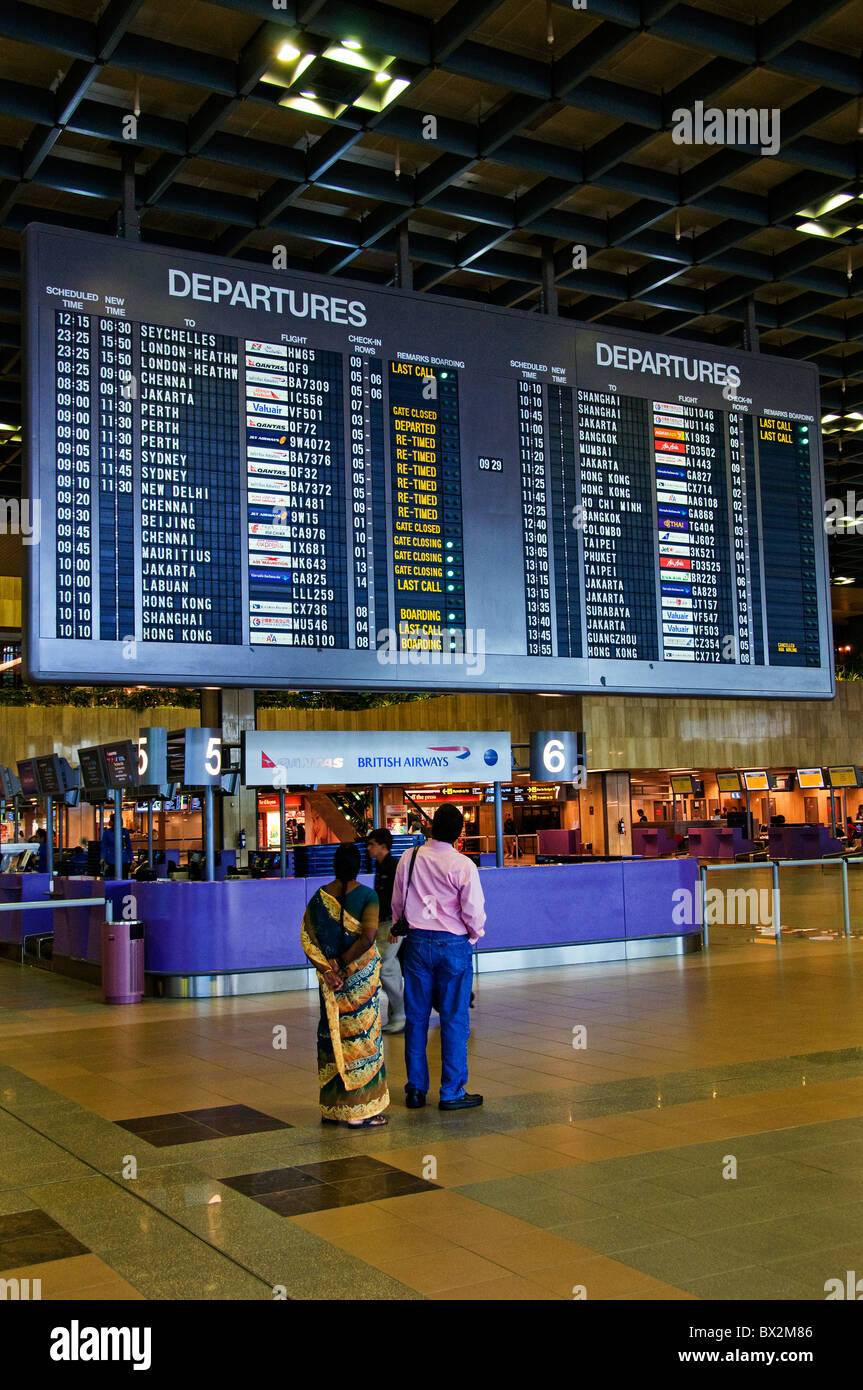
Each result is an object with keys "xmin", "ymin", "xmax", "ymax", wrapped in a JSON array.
[
  {"xmin": 405, "ymin": 1087, "xmax": 426, "ymax": 1109},
  {"xmin": 439, "ymin": 1092, "xmax": 483, "ymax": 1111}
]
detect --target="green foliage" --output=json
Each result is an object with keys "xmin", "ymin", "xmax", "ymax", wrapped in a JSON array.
[
  {"xmin": 0, "ymin": 682, "xmax": 201, "ymax": 709},
  {"xmin": 0, "ymin": 682, "xmax": 437, "ymax": 712},
  {"xmin": 255, "ymin": 689, "xmax": 436, "ymax": 711}
]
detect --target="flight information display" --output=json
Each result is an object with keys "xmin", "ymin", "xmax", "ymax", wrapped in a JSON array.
[{"xmin": 25, "ymin": 225, "xmax": 832, "ymax": 697}]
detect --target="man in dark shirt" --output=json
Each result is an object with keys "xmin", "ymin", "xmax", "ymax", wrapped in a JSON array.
[{"xmin": 367, "ymin": 827, "xmax": 405, "ymax": 1034}]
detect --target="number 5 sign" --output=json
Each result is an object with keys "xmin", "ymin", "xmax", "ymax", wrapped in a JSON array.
[
  {"xmin": 529, "ymin": 731, "xmax": 586, "ymax": 784},
  {"xmin": 182, "ymin": 727, "xmax": 223, "ymax": 785}
]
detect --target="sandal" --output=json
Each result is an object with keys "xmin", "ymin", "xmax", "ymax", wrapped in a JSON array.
[{"xmin": 321, "ymin": 1114, "xmax": 389, "ymax": 1127}]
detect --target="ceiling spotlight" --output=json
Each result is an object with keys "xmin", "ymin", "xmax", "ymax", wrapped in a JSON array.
[
  {"xmin": 342, "ymin": 39, "xmax": 362, "ymax": 50},
  {"xmin": 301, "ymin": 90, "xmax": 316, "ymax": 99},
  {"xmin": 374, "ymin": 70, "xmax": 389, "ymax": 82},
  {"xmin": 277, "ymin": 42, "xmax": 301, "ymax": 62}
]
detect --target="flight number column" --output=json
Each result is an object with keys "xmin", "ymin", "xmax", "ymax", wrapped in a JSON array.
[
  {"xmin": 54, "ymin": 311, "xmax": 93, "ymax": 640},
  {"xmin": 518, "ymin": 379, "xmax": 553, "ymax": 655}
]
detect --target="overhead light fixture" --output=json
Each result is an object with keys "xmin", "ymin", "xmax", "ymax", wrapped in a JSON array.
[
  {"xmin": 354, "ymin": 73, "xmax": 410, "ymax": 113},
  {"xmin": 832, "ymin": 576, "xmax": 856, "ymax": 585},
  {"xmin": 799, "ymin": 192, "xmax": 855, "ymax": 218},
  {"xmin": 277, "ymin": 41, "xmax": 302, "ymax": 62},
  {"xmin": 342, "ymin": 39, "xmax": 363, "ymax": 50},
  {"xmin": 0, "ymin": 422, "xmax": 17, "ymax": 432},
  {"xmin": 797, "ymin": 220, "xmax": 841, "ymax": 238},
  {"xmin": 301, "ymin": 89, "xmax": 316, "ymax": 99}
]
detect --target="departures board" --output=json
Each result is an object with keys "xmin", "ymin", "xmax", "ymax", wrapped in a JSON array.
[{"xmin": 24, "ymin": 224, "xmax": 833, "ymax": 697}]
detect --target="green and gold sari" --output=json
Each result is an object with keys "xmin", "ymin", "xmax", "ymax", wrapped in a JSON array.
[{"xmin": 301, "ymin": 883, "xmax": 389, "ymax": 1122}]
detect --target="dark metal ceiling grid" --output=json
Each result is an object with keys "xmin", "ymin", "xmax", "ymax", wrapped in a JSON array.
[{"xmin": 0, "ymin": 0, "xmax": 861, "ymax": 586}]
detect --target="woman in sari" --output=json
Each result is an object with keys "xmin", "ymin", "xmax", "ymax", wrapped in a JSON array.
[{"xmin": 301, "ymin": 843, "xmax": 390, "ymax": 1127}]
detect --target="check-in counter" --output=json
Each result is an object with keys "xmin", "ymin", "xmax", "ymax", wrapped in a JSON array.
[
  {"xmin": 48, "ymin": 859, "xmax": 701, "ymax": 996},
  {"xmin": 687, "ymin": 827, "xmax": 755, "ymax": 859},
  {"xmin": 632, "ymin": 826, "xmax": 679, "ymax": 858},
  {"xmin": 0, "ymin": 873, "xmax": 53, "ymax": 957},
  {"xmin": 767, "ymin": 824, "xmax": 845, "ymax": 859}
]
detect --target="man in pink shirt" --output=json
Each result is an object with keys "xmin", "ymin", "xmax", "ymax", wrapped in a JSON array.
[{"xmin": 391, "ymin": 804, "xmax": 486, "ymax": 1110}]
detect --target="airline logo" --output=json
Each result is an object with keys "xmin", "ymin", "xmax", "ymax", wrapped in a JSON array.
[
  {"xmin": 250, "ymin": 600, "xmax": 293, "ymax": 614},
  {"xmin": 249, "ymin": 490, "xmax": 291, "ymax": 506},
  {"xmin": 654, "ymin": 427, "xmax": 685, "ymax": 441},
  {"xmin": 654, "ymin": 402, "xmax": 685, "ymax": 414},
  {"xmin": 247, "ymin": 448, "xmax": 292, "ymax": 464},
  {"xmin": 654, "ymin": 414, "xmax": 687, "ymax": 429},
  {"xmin": 246, "ymin": 368, "xmax": 288, "ymax": 385},
  {"xmin": 661, "ymin": 580, "xmax": 691, "ymax": 594},
  {"xmin": 250, "ymin": 552, "xmax": 291, "ymax": 567},
  {"xmin": 251, "ymin": 633, "xmax": 294, "ymax": 644},
  {"xmin": 249, "ymin": 567, "xmax": 290, "ymax": 585},
  {"xmin": 659, "ymin": 541, "xmax": 690, "ymax": 557},
  {"xmin": 658, "ymin": 514, "xmax": 689, "ymax": 531},
  {"xmin": 251, "ymin": 615, "xmax": 293, "ymax": 628},
  {"xmin": 661, "ymin": 555, "xmax": 691, "ymax": 571},
  {"xmin": 246, "ymin": 353, "xmax": 287, "ymax": 369},
  {"xmin": 657, "ymin": 487, "xmax": 688, "ymax": 503},
  {"xmin": 655, "ymin": 458, "xmax": 688, "ymax": 474},
  {"xmin": 664, "ymin": 637, "xmax": 695, "ymax": 651},
  {"xmin": 247, "ymin": 385, "xmax": 288, "ymax": 401},
  {"xmin": 656, "ymin": 466, "xmax": 687, "ymax": 481},
  {"xmin": 663, "ymin": 620, "xmax": 694, "ymax": 636},
  {"xmin": 246, "ymin": 416, "xmax": 293, "ymax": 433},
  {"xmin": 665, "ymin": 649, "xmax": 695, "ymax": 661},
  {"xmin": 248, "ymin": 460, "xmax": 295, "ymax": 477},
  {"xmin": 249, "ymin": 523, "xmax": 292, "ymax": 540},
  {"xmin": 654, "ymin": 439, "xmax": 686, "ymax": 454},
  {"xmin": 662, "ymin": 595, "xmax": 693, "ymax": 610},
  {"xmin": 248, "ymin": 401, "xmax": 290, "ymax": 418},
  {"xmin": 428, "ymin": 745, "xmax": 470, "ymax": 759},
  {"xmin": 249, "ymin": 536, "xmax": 293, "ymax": 552},
  {"xmin": 246, "ymin": 341, "xmax": 286, "ymax": 356}
]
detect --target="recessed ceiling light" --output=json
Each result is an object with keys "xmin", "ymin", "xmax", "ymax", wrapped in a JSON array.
[
  {"xmin": 277, "ymin": 42, "xmax": 301, "ymax": 62},
  {"xmin": 301, "ymin": 89, "xmax": 316, "ymax": 99},
  {"xmin": 342, "ymin": 39, "xmax": 362, "ymax": 50},
  {"xmin": 374, "ymin": 71, "xmax": 390, "ymax": 82}
]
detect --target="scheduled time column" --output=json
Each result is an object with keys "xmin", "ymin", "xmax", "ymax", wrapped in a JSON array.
[{"xmin": 54, "ymin": 311, "xmax": 93, "ymax": 640}]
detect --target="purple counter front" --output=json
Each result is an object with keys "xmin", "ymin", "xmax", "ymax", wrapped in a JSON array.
[
  {"xmin": 0, "ymin": 873, "xmax": 53, "ymax": 954},
  {"xmin": 45, "ymin": 860, "xmax": 701, "ymax": 995}
]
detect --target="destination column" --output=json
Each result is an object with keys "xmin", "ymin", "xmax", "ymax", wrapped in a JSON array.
[
  {"xmin": 139, "ymin": 326, "xmax": 241, "ymax": 645},
  {"xmin": 576, "ymin": 390, "xmax": 657, "ymax": 661}
]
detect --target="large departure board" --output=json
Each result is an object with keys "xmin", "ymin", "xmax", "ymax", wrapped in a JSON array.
[{"xmin": 25, "ymin": 225, "xmax": 832, "ymax": 697}]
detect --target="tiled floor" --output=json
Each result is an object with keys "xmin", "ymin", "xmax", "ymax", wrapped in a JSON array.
[{"xmin": 2, "ymin": 930, "xmax": 863, "ymax": 1299}]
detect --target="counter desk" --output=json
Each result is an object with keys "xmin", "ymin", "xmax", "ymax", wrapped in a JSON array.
[{"xmin": 43, "ymin": 859, "xmax": 701, "ymax": 998}]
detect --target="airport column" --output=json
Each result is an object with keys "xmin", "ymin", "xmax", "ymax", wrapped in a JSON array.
[
  {"xmin": 221, "ymin": 689, "xmax": 257, "ymax": 869},
  {"xmin": 603, "ymin": 773, "xmax": 632, "ymax": 857},
  {"xmin": 113, "ymin": 789, "xmax": 122, "ymax": 878},
  {"xmin": 45, "ymin": 795, "xmax": 54, "ymax": 875},
  {"xmin": 494, "ymin": 782, "xmax": 505, "ymax": 867}
]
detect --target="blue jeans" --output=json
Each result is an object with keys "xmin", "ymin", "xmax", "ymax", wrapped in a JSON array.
[{"xmin": 403, "ymin": 930, "xmax": 474, "ymax": 1102}]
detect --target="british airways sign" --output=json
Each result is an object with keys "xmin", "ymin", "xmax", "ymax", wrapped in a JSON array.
[{"xmin": 242, "ymin": 731, "xmax": 512, "ymax": 787}]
